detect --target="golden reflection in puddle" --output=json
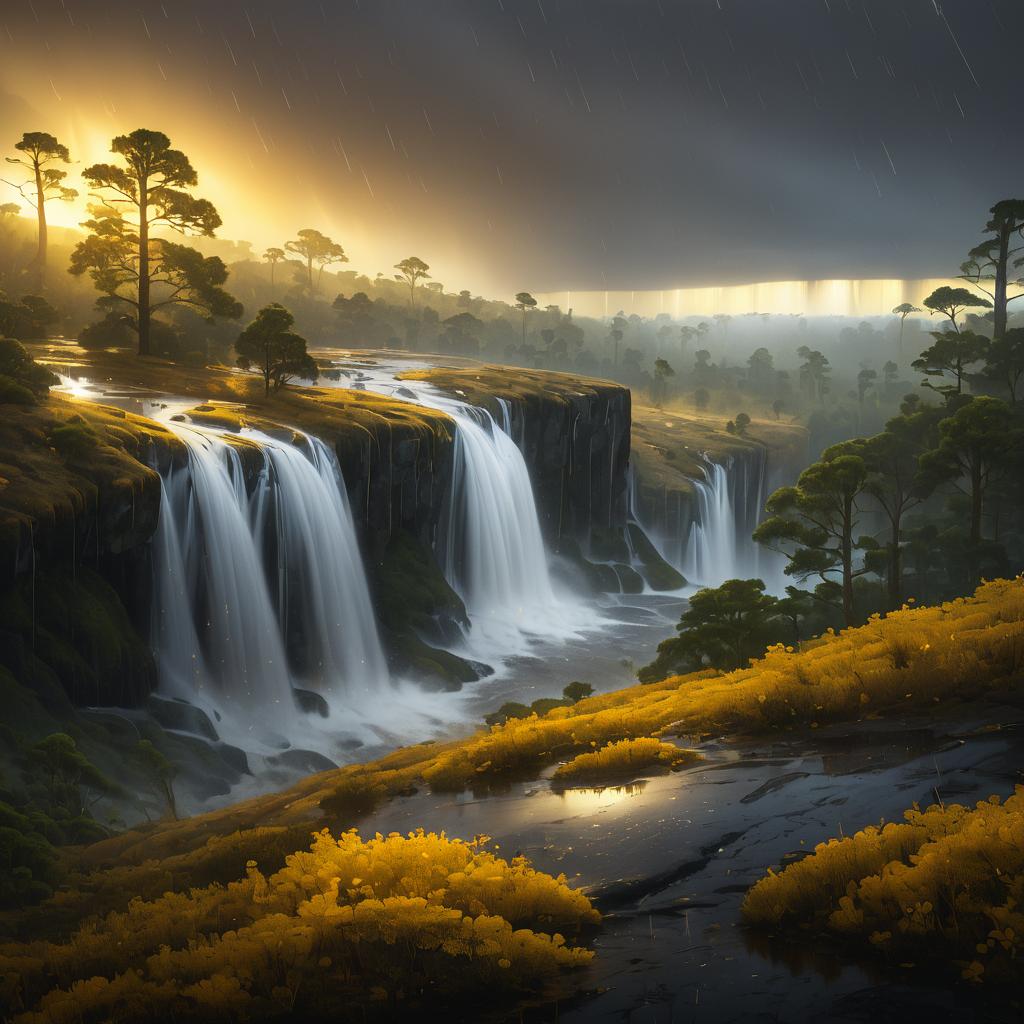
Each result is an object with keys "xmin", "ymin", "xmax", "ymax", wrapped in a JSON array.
[{"xmin": 554, "ymin": 780, "xmax": 648, "ymax": 813}]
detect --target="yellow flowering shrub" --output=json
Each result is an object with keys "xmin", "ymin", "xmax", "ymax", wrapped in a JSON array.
[
  {"xmin": 742, "ymin": 788, "xmax": 1024, "ymax": 984},
  {"xmin": 553, "ymin": 737, "xmax": 699, "ymax": 785},
  {"xmin": 1, "ymin": 830, "xmax": 597, "ymax": 1022}
]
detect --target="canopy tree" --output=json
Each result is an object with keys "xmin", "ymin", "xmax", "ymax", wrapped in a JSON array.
[
  {"xmin": 754, "ymin": 443, "xmax": 869, "ymax": 625},
  {"xmin": 958, "ymin": 199, "xmax": 1024, "ymax": 342},
  {"xmin": 285, "ymin": 229, "xmax": 347, "ymax": 292},
  {"xmin": 892, "ymin": 302, "xmax": 921, "ymax": 358},
  {"xmin": 263, "ymin": 246, "xmax": 286, "ymax": 286},
  {"xmin": 637, "ymin": 578, "xmax": 786, "ymax": 682},
  {"xmin": 859, "ymin": 410, "xmax": 942, "ymax": 607},
  {"xmin": 69, "ymin": 129, "xmax": 239, "ymax": 356},
  {"xmin": 2, "ymin": 132, "xmax": 78, "ymax": 286},
  {"xmin": 911, "ymin": 328, "xmax": 989, "ymax": 400},
  {"xmin": 797, "ymin": 345, "xmax": 830, "ymax": 403},
  {"xmin": 917, "ymin": 396, "xmax": 1017, "ymax": 554},
  {"xmin": 515, "ymin": 291, "xmax": 537, "ymax": 346},
  {"xmin": 235, "ymin": 303, "xmax": 318, "ymax": 396},
  {"xmin": 982, "ymin": 326, "xmax": 1024, "ymax": 405},
  {"xmin": 922, "ymin": 285, "xmax": 991, "ymax": 333},
  {"xmin": 394, "ymin": 256, "xmax": 430, "ymax": 311}
]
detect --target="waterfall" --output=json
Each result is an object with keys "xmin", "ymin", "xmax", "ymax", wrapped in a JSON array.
[
  {"xmin": 250, "ymin": 431, "xmax": 389, "ymax": 696},
  {"xmin": 681, "ymin": 458, "xmax": 739, "ymax": 588},
  {"xmin": 152, "ymin": 422, "xmax": 389, "ymax": 729},
  {"xmin": 443, "ymin": 404, "xmax": 556, "ymax": 617},
  {"xmin": 153, "ymin": 428, "xmax": 295, "ymax": 724}
]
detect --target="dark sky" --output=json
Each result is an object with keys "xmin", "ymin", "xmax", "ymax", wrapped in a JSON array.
[{"xmin": 1, "ymin": 0, "xmax": 1020, "ymax": 298}]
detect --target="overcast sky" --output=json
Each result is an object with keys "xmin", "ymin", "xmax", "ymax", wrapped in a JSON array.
[{"xmin": 1, "ymin": 0, "xmax": 1020, "ymax": 299}]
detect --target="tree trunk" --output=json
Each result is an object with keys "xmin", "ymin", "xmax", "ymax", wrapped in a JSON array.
[
  {"xmin": 887, "ymin": 517, "xmax": 902, "ymax": 609},
  {"xmin": 31, "ymin": 159, "xmax": 47, "ymax": 288},
  {"xmin": 264, "ymin": 343, "xmax": 271, "ymax": 397},
  {"xmin": 138, "ymin": 188, "xmax": 151, "ymax": 357},
  {"xmin": 307, "ymin": 256, "xmax": 314, "ymax": 292},
  {"xmin": 841, "ymin": 499, "xmax": 855, "ymax": 625},
  {"xmin": 993, "ymin": 225, "xmax": 1010, "ymax": 342},
  {"xmin": 970, "ymin": 463, "xmax": 983, "ymax": 547}
]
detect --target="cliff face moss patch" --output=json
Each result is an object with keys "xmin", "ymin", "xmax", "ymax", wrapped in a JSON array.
[{"xmin": 0, "ymin": 393, "xmax": 181, "ymax": 580}]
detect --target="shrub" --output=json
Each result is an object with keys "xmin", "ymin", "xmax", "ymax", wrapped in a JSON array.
[
  {"xmin": 742, "ymin": 787, "xmax": 1024, "ymax": 985},
  {"xmin": 1, "ymin": 829, "xmax": 597, "ymax": 1020},
  {"xmin": 0, "ymin": 337, "xmax": 56, "ymax": 396},
  {"xmin": 553, "ymin": 737, "xmax": 698, "ymax": 785}
]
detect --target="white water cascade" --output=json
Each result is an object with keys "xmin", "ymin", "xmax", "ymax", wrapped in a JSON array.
[
  {"xmin": 681, "ymin": 459, "xmax": 739, "ymax": 589},
  {"xmin": 152, "ymin": 422, "xmax": 389, "ymax": 733},
  {"xmin": 443, "ymin": 403, "xmax": 556, "ymax": 618}
]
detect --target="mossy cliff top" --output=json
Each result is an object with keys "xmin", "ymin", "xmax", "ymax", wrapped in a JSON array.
[
  {"xmin": 399, "ymin": 363, "xmax": 627, "ymax": 413},
  {"xmin": 631, "ymin": 402, "xmax": 807, "ymax": 493},
  {"xmin": 0, "ymin": 393, "xmax": 183, "ymax": 578},
  {"xmin": 27, "ymin": 344, "xmax": 455, "ymax": 450}
]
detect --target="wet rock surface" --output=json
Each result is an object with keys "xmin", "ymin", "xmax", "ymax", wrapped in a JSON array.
[{"xmin": 356, "ymin": 708, "xmax": 1024, "ymax": 1023}]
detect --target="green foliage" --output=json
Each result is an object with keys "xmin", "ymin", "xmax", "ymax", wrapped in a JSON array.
[
  {"xmin": 76, "ymin": 311, "xmax": 135, "ymax": 350},
  {"xmin": 235, "ymin": 303, "xmax": 317, "ymax": 395},
  {"xmin": 70, "ymin": 128, "xmax": 238, "ymax": 356},
  {"xmin": 562, "ymin": 681, "xmax": 594, "ymax": 703},
  {"xmin": 0, "ymin": 337, "xmax": 57, "ymax": 401},
  {"xmin": 912, "ymin": 328, "xmax": 989, "ymax": 398},
  {"xmin": 755, "ymin": 443, "xmax": 869, "ymax": 623},
  {"xmin": 922, "ymin": 285, "xmax": 992, "ymax": 329},
  {"xmin": 638, "ymin": 578, "xmax": 788, "ymax": 682}
]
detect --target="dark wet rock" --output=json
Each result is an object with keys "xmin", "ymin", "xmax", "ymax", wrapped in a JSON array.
[
  {"xmin": 268, "ymin": 748, "xmax": 338, "ymax": 774},
  {"xmin": 147, "ymin": 694, "xmax": 219, "ymax": 740},
  {"xmin": 613, "ymin": 562, "xmax": 645, "ymax": 593},
  {"xmin": 293, "ymin": 688, "xmax": 329, "ymax": 718}
]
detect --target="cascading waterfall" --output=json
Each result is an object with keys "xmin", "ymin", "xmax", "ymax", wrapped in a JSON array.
[
  {"xmin": 153, "ymin": 428, "xmax": 295, "ymax": 725},
  {"xmin": 152, "ymin": 421, "xmax": 389, "ymax": 732},
  {"xmin": 443, "ymin": 404, "xmax": 556, "ymax": 618},
  {"xmin": 681, "ymin": 458, "xmax": 739, "ymax": 588},
  {"xmin": 250, "ymin": 431, "xmax": 389, "ymax": 696}
]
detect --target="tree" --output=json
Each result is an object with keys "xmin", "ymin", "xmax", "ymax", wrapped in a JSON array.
[
  {"xmin": 609, "ymin": 316, "xmax": 626, "ymax": 366},
  {"xmin": 892, "ymin": 302, "xmax": 920, "ymax": 358},
  {"xmin": 797, "ymin": 346, "xmax": 830, "ymax": 403},
  {"xmin": 235, "ymin": 303, "xmax": 318, "ymax": 396},
  {"xmin": 693, "ymin": 387, "xmax": 710, "ymax": 411},
  {"xmin": 26, "ymin": 733, "xmax": 116, "ymax": 818},
  {"xmin": 982, "ymin": 327, "xmax": 1024, "ymax": 405},
  {"xmin": 637, "ymin": 578, "xmax": 785, "ymax": 681},
  {"xmin": 285, "ymin": 229, "xmax": 347, "ymax": 292},
  {"xmin": 263, "ymin": 246, "xmax": 285, "ymax": 286},
  {"xmin": 859, "ymin": 411, "xmax": 940, "ymax": 607},
  {"xmin": 922, "ymin": 285, "xmax": 991, "ymax": 334},
  {"xmin": 911, "ymin": 329, "xmax": 989, "ymax": 399},
  {"xmin": 2, "ymin": 132, "xmax": 77, "ymax": 286},
  {"xmin": 958, "ymin": 199, "xmax": 1024, "ymax": 342},
  {"xmin": 394, "ymin": 256, "xmax": 430, "ymax": 312},
  {"xmin": 70, "ymin": 129, "xmax": 237, "ymax": 356},
  {"xmin": 747, "ymin": 346, "xmax": 774, "ymax": 387},
  {"xmin": 515, "ymin": 291, "xmax": 537, "ymax": 346},
  {"xmin": 134, "ymin": 740, "xmax": 178, "ymax": 820},
  {"xmin": 883, "ymin": 360, "xmax": 899, "ymax": 389},
  {"xmin": 917, "ymin": 396, "xmax": 1017, "ymax": 554},
  {"xmin": 562, "ymin": 681, "xmax": 594, "ymax": 703},
  {"xmin": 652, "ymin": 357, "xmax": 675, "ymax": 406},
  {"xmin": 771, "ymin": 399, "xmax": 783, "ymax": 420},
  {"xmin": 734, "ymin": 411, "xmax": 751, "ymax": 435},
  {"xmin": 754, "ymin": 444, "xmax": 869, "ymax": 625}
]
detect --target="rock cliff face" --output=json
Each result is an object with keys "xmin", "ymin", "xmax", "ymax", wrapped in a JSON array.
[
  {"xmin": 2, "ymin": 361, "xmax": 636, "ymax": 706},
  {"xmin": 397, "ymin": 366, "xmax": 632, "ymax": 546}
]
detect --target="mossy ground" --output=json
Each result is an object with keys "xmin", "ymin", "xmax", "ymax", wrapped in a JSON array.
[{"xmin": 631, "ymin": 402, "xmax": 807, "ymax": 494}]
